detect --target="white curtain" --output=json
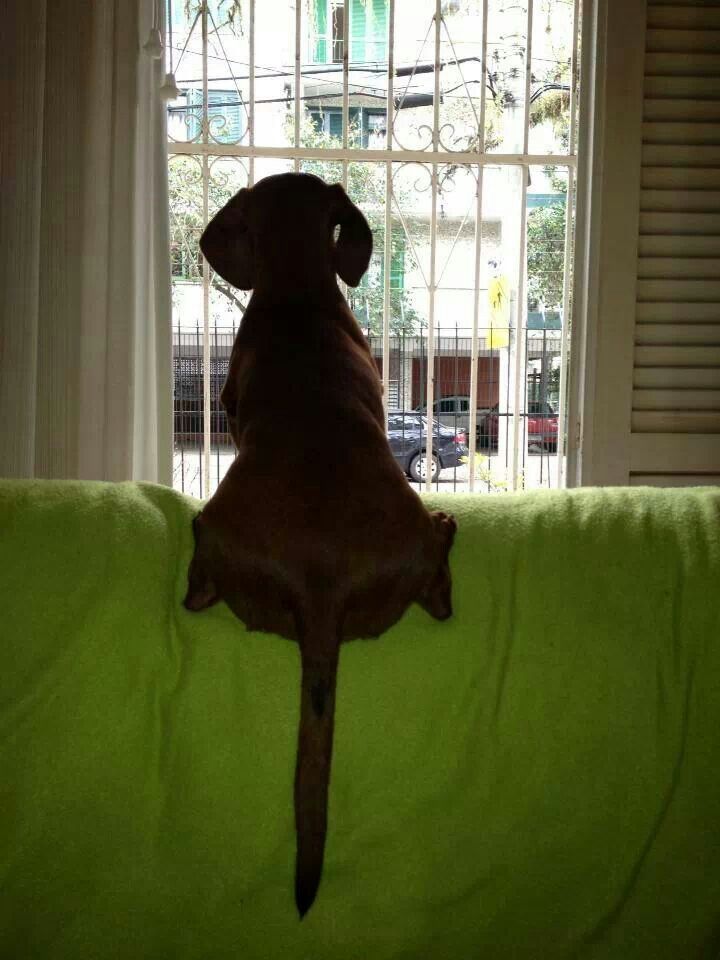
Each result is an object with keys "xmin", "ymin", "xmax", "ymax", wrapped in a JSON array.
[{"xmin": 0, "ymin": 0, "xmax": 172, "ymax": 483}]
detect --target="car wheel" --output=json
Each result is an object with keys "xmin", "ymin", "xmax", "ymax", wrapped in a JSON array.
[{"xmin": 408, "ymin": 451, "xmax": 439, "ymax": 483}]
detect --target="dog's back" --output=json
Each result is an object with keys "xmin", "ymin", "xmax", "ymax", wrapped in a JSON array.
[
  {"xmin": 184, "ymin": 173, "xmax": 456, "ymax": 917},
  {"xmin": 193, "ymin": 290, "xmax": 450, "ymax": 635}
]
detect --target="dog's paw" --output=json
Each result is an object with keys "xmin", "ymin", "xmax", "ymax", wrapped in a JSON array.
[
  {"xmin": 183, "ymin": 578, "xmax": 219, "ymax": 612},
  {"xmin": 417, "ymin": 511, "xmax": 457, "ymax": 623},
  {"xmin": 184, "ymin": 515, "xmax": 220, "ymax": 612},
  {"xmin": 431, "ymin": 510, "xmax": 457, "ymax": 548}
]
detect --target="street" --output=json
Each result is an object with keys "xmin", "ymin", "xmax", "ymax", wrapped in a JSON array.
[{"xmin": 174, "ymin": 445, "xmax": 561, "ymax": 499}]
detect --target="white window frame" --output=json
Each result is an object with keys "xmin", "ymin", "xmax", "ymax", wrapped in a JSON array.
[
  {"xmin": 566, "ymin": 0, "xmax": 645, "ymax": 487},
  {"xmin": 168, "ymin": 0, "xmax": 582, "ymax": 496}
]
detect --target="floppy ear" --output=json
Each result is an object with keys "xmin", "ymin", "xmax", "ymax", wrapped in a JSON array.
[
  {"xmin": 329, "ymin": 183, "xmax": 373, "ymax": 287},
  {"xmin": 199, "ymin": 188, "xmax": 254, "ymax": 290}
]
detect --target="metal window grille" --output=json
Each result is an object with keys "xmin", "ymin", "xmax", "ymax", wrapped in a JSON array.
[{"xmin": 167, "ymin": 0, "xmax": 581, "ymax": 499}]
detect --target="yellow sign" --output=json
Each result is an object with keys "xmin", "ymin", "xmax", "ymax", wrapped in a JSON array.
[{"xmin": 487, "ymin": 275, "xmax": 510, "ymax": 349}]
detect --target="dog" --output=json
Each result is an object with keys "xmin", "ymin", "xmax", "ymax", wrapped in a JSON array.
[{"xmin": 183, "ymin": 172, "xmax": 457, "ymax": 918}]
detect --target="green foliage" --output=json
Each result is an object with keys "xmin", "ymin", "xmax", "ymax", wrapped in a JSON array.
[
  {"xmin": 168, "ymin": 110, "xmax": 424, "ymax": 334},
  {"xmin": 526, "ymin": 200, "xmax": 567, "ymax": 310},
  {"xmin": 530, "ymin": 89, "xmax": 570, "ymax": 150},
  {"xmin": 168, "ymin": 158, "xmax": 204, "ymax": 283},
  {"xmin": 287, "ymin": 112, "xmax": 421, "ymax": 335},
  {"xmin": 168, "ymin": 155, "xmax": 249, "ymax": 319},
  {"xmin": 168, "ymin": 157, "xmax": 246, "ymax": 282},
  {"xmin": 459, "ymin": 452, "xmax": 525, "ymax": 492},
  {"xmin": 183, "ymin": 0, "xmax": 244, "ymax": 32}
]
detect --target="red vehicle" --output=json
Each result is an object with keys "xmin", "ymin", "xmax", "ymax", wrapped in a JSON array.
[{"xmin": 478, "ymin": 401, "xmax": 559, "ymax": 452}]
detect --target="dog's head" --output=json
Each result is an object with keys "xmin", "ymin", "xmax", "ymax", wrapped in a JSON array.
[{"xmin": 199, "ymin": 172, "xmax": 373, "ymax": 294}]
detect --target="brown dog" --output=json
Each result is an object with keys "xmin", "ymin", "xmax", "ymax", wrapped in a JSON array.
[{"xmin": 184, "ymin": 172, "xmax": 456, "ymax": 918}]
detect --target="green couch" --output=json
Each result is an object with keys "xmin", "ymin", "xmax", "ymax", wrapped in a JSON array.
[{"xmin": 1, "ymin": 479, "xmax": 719, "ymax": 959}]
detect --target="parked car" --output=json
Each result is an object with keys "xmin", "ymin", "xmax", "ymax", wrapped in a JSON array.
[
  {"xmin": 387, "ymin": 412, "xmax": 468, "ymax": 482},
  {"xmin": 477, "ymin": 401, "xmax": 558, "ymax": 452},
  {"xmin": 414, "ymin": 395, "xmax": 483, "ymax": 433}
]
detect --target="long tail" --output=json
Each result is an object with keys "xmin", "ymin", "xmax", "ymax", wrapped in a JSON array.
[{"xmin": 294, "ymin": 618, "xmax": 340, "ymax": 919}]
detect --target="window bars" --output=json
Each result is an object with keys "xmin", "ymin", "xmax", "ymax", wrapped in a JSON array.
[{"xmin": 167, "ymin": 0, "xmax": 581, "ymax": 498}]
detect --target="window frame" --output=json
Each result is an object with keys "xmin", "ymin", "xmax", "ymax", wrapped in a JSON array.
[
  {"xmin": 565, "ymin": 0, "xmax": 644, "ymax": 486},
  {"xmin": 310, "ymin": 0, "xmax": 390, "ymax": 66},
  {"xmin": 167, "ymin": 0, "xmax": 582, "ymax": 496}
]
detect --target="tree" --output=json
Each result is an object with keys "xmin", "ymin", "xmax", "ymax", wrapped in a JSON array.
[
  {"xmin": 168, "ymin": 154, "xmax": 249, "ymax": 322},
  {"xmin": 168, "ymin": 111, "xmax": 424, "ymax": 335},
  {"xmin": 284, "ymin": 111, "xmax": 422, "ymax": 335},
  {"xmin": 526, "ymin": 200, "xmax": 567, "ymax": 310},
  {"xmin": 436, "ymin": 0, "xmax": 573, "ymax": 318},
  {"xmin": 526, "ymin": 81, "xmax": 571, "ymax": 314}
]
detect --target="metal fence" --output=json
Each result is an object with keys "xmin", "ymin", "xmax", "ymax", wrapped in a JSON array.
[{"xmin": 173, "ymin": 322, "xmax": 563, "ymax": 497}]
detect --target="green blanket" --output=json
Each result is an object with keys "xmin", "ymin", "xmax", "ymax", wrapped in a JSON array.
[{"xmin": 1, "ymin": 480, "xmax": 719, "ymax": 959}]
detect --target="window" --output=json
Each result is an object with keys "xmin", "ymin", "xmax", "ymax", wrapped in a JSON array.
[
  {"xmin": 309, "ymin": 106, "xmax": 387, "ymax": 149},
  {"xmin": 331, "ymin": 2, "xmax": 344, "ymax": 63},
  {"xmin": 309, "ymin": 107, "xmax": 343, "ymax": 140},
  {"xmin": 167, "ymin": 0, "xmax": 581, "ymax": 498},
  {"xmin": 350, "ymin": 0, "xmax": 389, "ymax": 63},
  {"xmin": 177, "ymin": 89, "xmax": 244, "ymax": 144},
  {"xmin": 311, "ymin": 0, "xmax": 389, "ymax": 65}
]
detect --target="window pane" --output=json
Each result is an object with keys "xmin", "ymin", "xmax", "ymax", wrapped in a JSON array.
[
  {"xmin": 166, "ymin": 0, "xmax": 580, "ymax": 497},
  {"xmin": 528, "ymin": 0, "xmax": 575, "ymax": 156}
]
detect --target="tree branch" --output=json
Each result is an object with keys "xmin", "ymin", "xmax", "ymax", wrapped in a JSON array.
[{"xmin": 213, "ymin": 279, "xmax": 246, "ymax": 314}]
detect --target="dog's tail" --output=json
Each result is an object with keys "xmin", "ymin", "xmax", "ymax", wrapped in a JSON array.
[{"xmin": 293, "ymin": 604, "xmax": 341, "ymax": 919}]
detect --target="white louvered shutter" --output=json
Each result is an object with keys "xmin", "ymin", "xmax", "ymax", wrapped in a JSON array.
[{"xmin": 631, "ymin": 0, "xmax": 720, "ymax": 484}]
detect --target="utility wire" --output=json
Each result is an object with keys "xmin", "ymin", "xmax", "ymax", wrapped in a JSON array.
[
  {"xmin": 167, "ymin": 81, "xmax": 569, "ymax": 112},
  {"xmin": 170, "ymin": 53, "xmax": 571, "ymax": 85}
]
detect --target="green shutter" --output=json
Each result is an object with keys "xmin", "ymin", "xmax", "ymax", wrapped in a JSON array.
[
  {"xmin": 313, "ymin": 0, "xmax": 328, "ymax": 64},
  {"xmin": 360, "ymin": 108, "xmax": 369, "ymax": 147},
  {"xmin": 208, "ymin": 90, "xmax": 241, "ymax": 143},
  {"xmin": 186, "ymin": 87, "xmax": 202, "ymax": 141},
  {"xmin": 328, "ymin": 111, "xmax": 344, "ymax": 140},
  {"xmin": 379, "ymin": 235, "xmax": 405, "ymax": 290},
  {"xmin": 309, "ymin": 108, "xmax": 352, "ymax": 141},
  {"xmin": 183, "ymin": 88, "xmax": 242, "ymax": 144},
  {"xmin": 350, "ymin": 0, "xmax": 366, "ymax": 63},
  {"xmin": 390, "ymin": 236, "xmax": 405, "ymax": 290},
  {"xmin": 326, "ymin": 0, "xmax": 388, "ymax": 65},
  {"xmin": 350, "ymin": 0, "xmax": 388, "ymax": 63},
  {"xmin": 368, "ymin": 0, "xmax": 388, "ymax": 62}
]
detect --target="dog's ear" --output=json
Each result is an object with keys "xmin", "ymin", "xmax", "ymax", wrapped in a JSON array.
[
  {"xmin": 200, "ymin": 188, "xmax": 254, "ymax": 290},
  {"xmin": 329, "ymin": 183, "xmax": 373, "ymax": 287}
]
